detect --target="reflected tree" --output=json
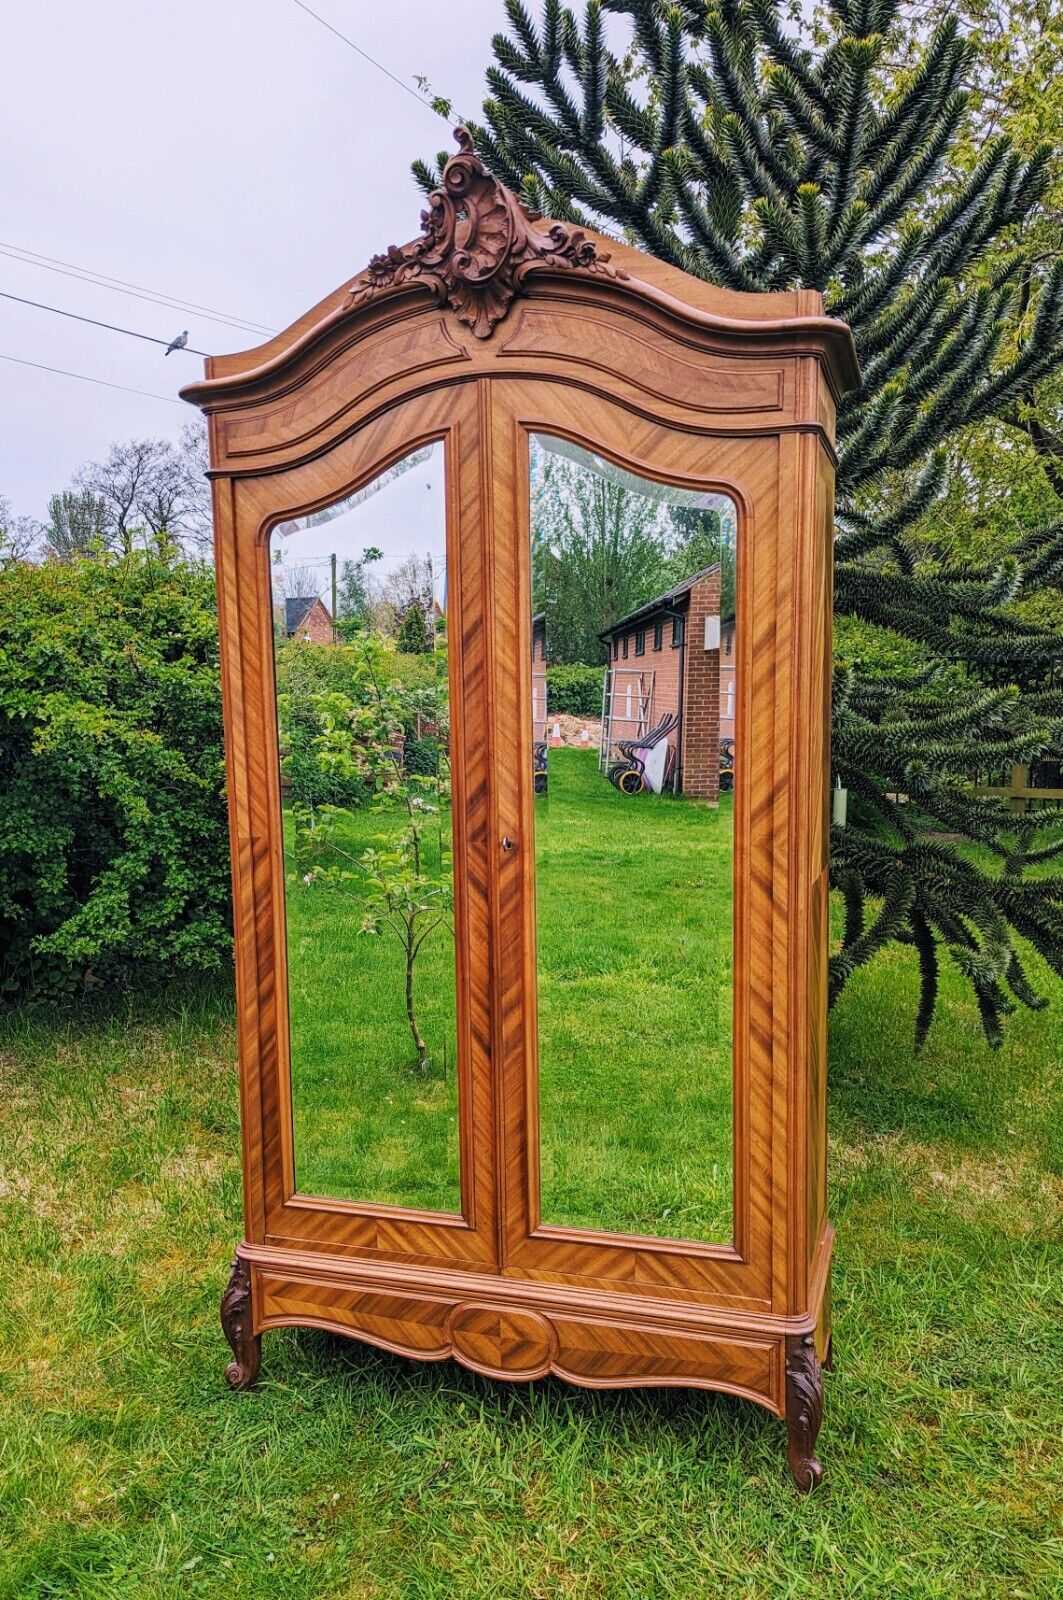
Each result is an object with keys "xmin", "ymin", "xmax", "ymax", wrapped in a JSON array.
[{"xmin": 532, "ymin": 447, "xmax": 671, "ymax": 663}]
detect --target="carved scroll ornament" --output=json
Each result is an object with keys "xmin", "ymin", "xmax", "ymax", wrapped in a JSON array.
[
  {"xmin": 784, "ymin": 1331, "xmax": 824, "ymax": 1492},
  {"xmin": 221, "ymin": 1256, "xmax": 260, "ymax": 1390},
  {"xmin": 347, "ymin": 127, "xmax": 627, "ymax": 339}
]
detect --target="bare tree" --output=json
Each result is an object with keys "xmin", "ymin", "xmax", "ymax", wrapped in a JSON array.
[
  {"xmin": 277, "ymin": 561, "xmax": 324, "ymax": 600},
  {"xmin": 0, "ymin": 493, "xmax": 42, "ymax": 560},
  {"xmin": 73, "ymin": 430, "xmax": 214, "ymax": 558},
  {"xmin": 176, "ymin": 421, "xmax": 213, "ymax": 556},
  {"xmin": 377, "ymin": 552, "xmax": 434, "ymax": 619},
  {"xmin": 137, "ymin": 448, "xmax": 192, "ymax": 546},
  {"xmin": 74, "ymin": 438, "xmax": 165, "ymax": 555}
]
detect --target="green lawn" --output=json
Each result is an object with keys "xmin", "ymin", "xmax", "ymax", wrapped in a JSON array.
[
  {"xmin": 534, "ymin": 750, "xmax": 732, "ymax": 1242},
  {"xmin": 286, "ymin": 747, "xmax": 732, "ymax": 1241},
  {"xmin": 1, "ymin": 878, "xmax": 1061, "ymax": 1593},
  {"xmin": 284, "ymin": 796, "xmax": 461, "ymax": 1213}
]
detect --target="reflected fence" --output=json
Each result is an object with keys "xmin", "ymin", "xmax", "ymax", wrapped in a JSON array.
[{"xmin": 971, "ymin": 755, "xmax": 1063, "ymax": 813}]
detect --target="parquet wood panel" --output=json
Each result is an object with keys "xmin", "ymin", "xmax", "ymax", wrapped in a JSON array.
[{"xmin": 253, "ymin": 1252, "xmax": 785, "ymax": 1411}]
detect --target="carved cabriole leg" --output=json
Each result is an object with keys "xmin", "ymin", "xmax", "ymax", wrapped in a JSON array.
[
  {"xmin": 784, "ymin": 1332, "xmax": 824, "ymax": 1492},
  {"xmin": 220, "ymin": 1255, "xmax": 261, "ymax": 1390}
]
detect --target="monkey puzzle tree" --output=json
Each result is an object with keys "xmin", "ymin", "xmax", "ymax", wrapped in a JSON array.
[{"xmin": 417, "ymin": 0, "xmax": 1063, "ymax": 1043}]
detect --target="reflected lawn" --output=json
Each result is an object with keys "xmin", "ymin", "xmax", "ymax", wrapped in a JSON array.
[
  {"xmin": 286, "ymin": 748, "xmax": 732, "ymax": 1244},
  {"xmin": 535, "ymin": 749, "xmax": 732, "ymax": 1243},
  {"xmin": 284, "ymin": 800, "xmax": 460, "ymax": 1211}
]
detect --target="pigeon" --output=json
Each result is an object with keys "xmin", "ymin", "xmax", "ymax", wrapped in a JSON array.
[{"xmin": 164, "ymin": 329, "xmax": 189, "ymax": 356}]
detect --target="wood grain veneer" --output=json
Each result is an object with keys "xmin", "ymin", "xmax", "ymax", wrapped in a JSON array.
[{"xmin": 186, "ymin": 129, "xmax": 858, "ymax": 1491}]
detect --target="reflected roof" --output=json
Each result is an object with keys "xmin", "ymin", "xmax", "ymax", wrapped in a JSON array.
[{"xmin": 598, "ymin": 565, "xmax": 725, "ymax": 640}]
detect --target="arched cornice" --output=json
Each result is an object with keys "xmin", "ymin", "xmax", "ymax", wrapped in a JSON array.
[{"xmin": 181, "ymin": 128, "xmax": 859, "ymax": 419}]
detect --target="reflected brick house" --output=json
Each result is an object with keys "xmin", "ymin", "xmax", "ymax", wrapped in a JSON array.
[
  {"xmin": 283, "ymin": 595, "xmax": 333, "ymax": 643},
  {"xmin": 598, "ymin": 564, "xmax": 735, "ymax": 801}
]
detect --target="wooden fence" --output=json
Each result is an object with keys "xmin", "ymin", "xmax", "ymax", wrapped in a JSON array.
[{"xmin": 971, "ymin": 761, "xmax": 1063, "ymax": 814}]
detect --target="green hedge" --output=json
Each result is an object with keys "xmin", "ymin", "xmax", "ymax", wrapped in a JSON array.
[
  {"xmin": 545, "ymin": 663, "xmax": 605, "ymax": 718},
  {"xmin": 403, "ymin": 732, "xmax": 441, "ymax": 776},
  {"xmin": 0, "ymin": 551, "xmax": 230, "ymax": 998}
]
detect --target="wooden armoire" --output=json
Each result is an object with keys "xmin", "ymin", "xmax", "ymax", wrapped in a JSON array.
[{"xmin": 182, "ymin": 128, "xmax": 859, "ymax": 1491}]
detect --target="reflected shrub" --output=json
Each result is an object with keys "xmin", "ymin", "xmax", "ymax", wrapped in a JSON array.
[{"xmin": 545, "ymin": 663, "xmax": 606, "ymax": 717}]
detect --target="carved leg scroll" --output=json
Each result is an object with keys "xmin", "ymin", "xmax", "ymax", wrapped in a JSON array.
[
  {"xmin": 221, "ymin": 1255, "xmax": 261, "ymax": 1390},
  {"xmin": 784, "ymin": 1332, "xmax": 824, "ymax": 1492}
]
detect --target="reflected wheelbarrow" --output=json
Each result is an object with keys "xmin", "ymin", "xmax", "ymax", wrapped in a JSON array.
[
  {"xmin": 719, "ymin": 738, "xmax": 735, "ymax": 793},
  {"xmin": 607, "ymin": 712, "xmax": 680, "ymax": 795},
  {"xmin": 533, "ymin": 740, "xmax": 548, "ymax": 796}
]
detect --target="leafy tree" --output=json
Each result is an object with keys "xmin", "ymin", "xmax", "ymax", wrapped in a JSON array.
[
  {"xmin": 336, "ymin": 545, "xmax": 383, "ymax": 638},
  {"xmin": 0, "ymin": 549, "xmax": 229, "ymax": 997},
  {"xmin": 396, "ymin": 600, "xmax": 432, "ymax": 654},
  {"xmin": 532, "ymin": 445, "xmax": 672, "ymax": 662},
  {"xmin": 423, "ymin": 0, "xmax": 1063, "ymax": 1043},
  {"xmin": 665, "ymin": 505, "xmax": 736, "ymax": 616},
  {"xmin": 43, "ymin": 489, "xmax": 110, "ymax": 561}
]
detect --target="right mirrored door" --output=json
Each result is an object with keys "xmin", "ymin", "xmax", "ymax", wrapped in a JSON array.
[{"xmin": 529, "ymin": 434, "xmax": 737, "ymax": 1245}]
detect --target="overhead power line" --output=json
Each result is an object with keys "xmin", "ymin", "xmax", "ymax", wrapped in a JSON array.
[
  {"xmin": 0, "ymin": 351, "xmax": 185, "ymax": 407},
  {"xmin": 0, "ymin": 291, "xmax": 209, "ymax": 355},
  {"xmin": 0, "ymin": 241, "xmax": 276, "ymax": 337},
  {"xmin": 290, "ymin": 0, "xmax": 451, "ymax": 118}
]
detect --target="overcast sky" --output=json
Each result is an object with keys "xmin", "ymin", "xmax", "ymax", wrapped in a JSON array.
[{"xmin": 1, "ymin": 0, "xmax": 511, "ymax": 524}]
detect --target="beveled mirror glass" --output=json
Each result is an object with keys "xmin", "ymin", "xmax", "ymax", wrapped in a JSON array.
[
  {"xmin": 272, "ymin": 442, "xmax": 460, "ymax": 1210},
  {"xmin": 530, "ymin": 434, "xmax": 736, "ymax": 1244}
]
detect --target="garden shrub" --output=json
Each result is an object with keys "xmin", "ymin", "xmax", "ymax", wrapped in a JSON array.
[
  {"xmin": 387, "ymin": 650, "xmax": 440, "ymax": 690},
  {"xmin": 274, "ymin": 637, "xmax": 441, "ymax": 696},
  {"xmin": 403, "ymin": 732, "xmax": 440, "ymax": 777},
  {"xmin": 545, "ymin": 663, "xmax": 605, "ymax": 718},
  {"xmin": 395, "ymin": 601, "xmax": 431, "ymax": 654},
  {"xmin": 0, "ymin": 550, "xmax": 231, "ymax": 998},
  {"xmin": 284, "ymin": 741, "xmax": 372, "ymax": 808}
]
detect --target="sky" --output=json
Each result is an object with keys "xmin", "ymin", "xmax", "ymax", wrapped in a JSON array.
[
  {"xmin": 0, "ymin": 0, "xmax": 508, "ymax": 527},
  {"xmin": 274, "ymin": 443, "xmax": 446, "ymax": 605}
]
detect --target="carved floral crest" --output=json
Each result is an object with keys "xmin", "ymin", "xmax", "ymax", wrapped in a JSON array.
[{"xmin": 346, "ymin": 127, "xmax": 627, "ymax": 338}]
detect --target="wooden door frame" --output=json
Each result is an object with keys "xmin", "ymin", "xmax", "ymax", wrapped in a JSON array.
[
  {"xmin": 210, "ymin": 385, "xmax": 498, "ymax": 1272},
  {"xmin": 488, "ymin": 386, "xmax": 763, "ymax": 1306}
]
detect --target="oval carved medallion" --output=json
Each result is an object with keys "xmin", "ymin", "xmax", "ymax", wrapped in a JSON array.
[{"xmin": 446, "ymin": 1303, "xmax": 556, "ymax": 1378}]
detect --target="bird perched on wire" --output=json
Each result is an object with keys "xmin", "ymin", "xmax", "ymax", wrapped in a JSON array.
[{"xmin": 164, "ymin": 329, "xmax": 189, "ymax": 356}]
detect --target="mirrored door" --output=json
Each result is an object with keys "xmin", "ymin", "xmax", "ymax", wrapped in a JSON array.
[
  {"xmin": 270, "ymin": 442, "xmax": 461, "ymax": 1212},
  {"xmin": 528, "ymin": 434, "xmax": 737, "ymax": 1246}
]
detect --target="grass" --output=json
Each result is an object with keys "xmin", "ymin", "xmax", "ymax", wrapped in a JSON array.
[
  {"xmin": 1, "ymin": 848, "xmax": 1061, "ymax": 1594},
  {"xmin": 283, "ymin": 797, "xmax": 461, "ymax": 1212},
  {"xmin": 534, "ymin": 751, "xmax": 731, "ymax": 1241},
  {"xmin": 286, "ymin": 748, "xmax": 732, "ymax": 1241}
]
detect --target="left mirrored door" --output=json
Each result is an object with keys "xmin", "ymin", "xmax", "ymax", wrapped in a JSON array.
[{"xmin": 270, "ymin": 441, "xmax": 461, "ymax": 1212}]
